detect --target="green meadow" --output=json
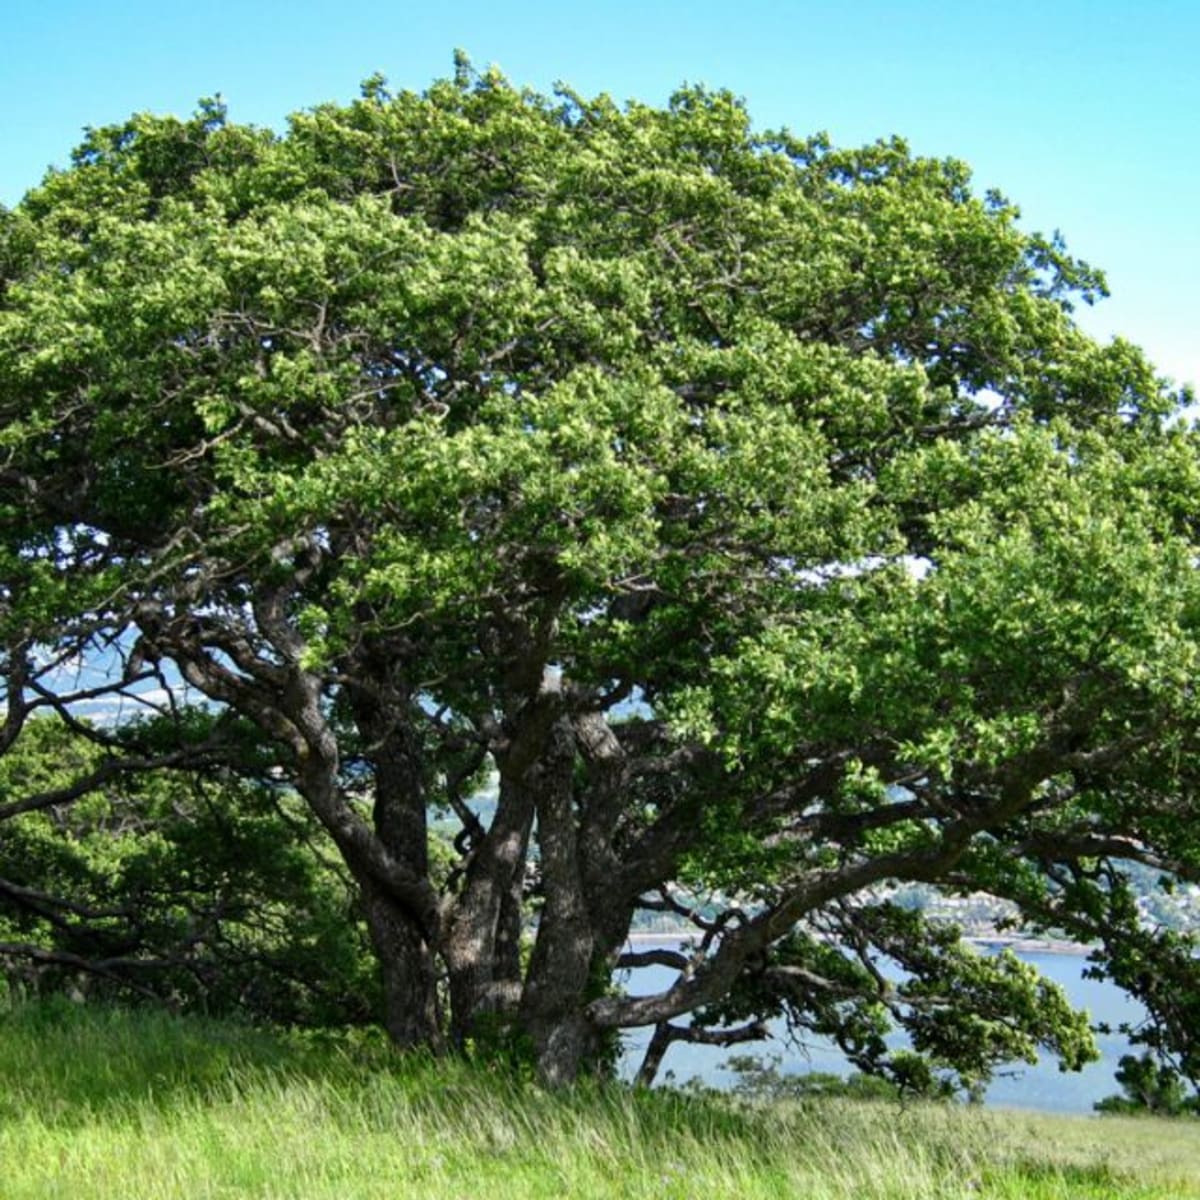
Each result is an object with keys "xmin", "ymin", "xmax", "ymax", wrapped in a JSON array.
[{"xmin": 2, "ymin": 1001, "xmax": 1198, "ymax": 1199}]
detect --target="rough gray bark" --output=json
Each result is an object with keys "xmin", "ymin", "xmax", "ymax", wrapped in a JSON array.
[
  {"xmin": 360, "ymin": 876, "xmax": 443, "ymax": 1048},
  {"xmin": 443, "ymin": 773, "xmax": 534, "ymax": 1044},
  {"xmin": 514, "ymin": 715, "xmax": 600, "ymax": 1084},
  {"xmin": 347, "ymin": 683, "xmax": 446, "ymax": 1048}
]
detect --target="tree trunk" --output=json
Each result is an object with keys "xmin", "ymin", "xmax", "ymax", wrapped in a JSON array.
[
  {"xmin": 516, "ymin": 716, "xmax": 599, "ymax": 1084},
  {"xmin": 360, "ymin": 876, "xmax": 443, "ymax": 1048},
  {"xmin": 444, "ymin": 774, "xmax": 534, "ymax": 1045},
  {"xmin": 348, "ymin": 687, "xmax": 442, "ymax": 1049}
]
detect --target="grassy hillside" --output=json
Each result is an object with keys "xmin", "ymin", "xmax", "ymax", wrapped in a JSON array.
[{"xmin": 1, "ymin": 1000, "xmax": 1197, "ymax": 1199}]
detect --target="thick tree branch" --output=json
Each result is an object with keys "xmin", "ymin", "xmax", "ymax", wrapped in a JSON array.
[
  {"xmin": 634, "ymin": 1018, "xmax": 770, "ymax": 1087},
  {"xmin": 617, "ymin": 947, "xmax": 692, "ymax": 971}
]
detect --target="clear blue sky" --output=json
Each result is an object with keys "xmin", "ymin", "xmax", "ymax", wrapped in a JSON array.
[{"xmin": 4, "ymin": 0, "xmax": 1196, "ymax": 391}]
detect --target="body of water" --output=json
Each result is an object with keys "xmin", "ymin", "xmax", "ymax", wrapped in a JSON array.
[{"xmin": 616, "ymin": 943, "xmax": 1144, "ymax": 1114}]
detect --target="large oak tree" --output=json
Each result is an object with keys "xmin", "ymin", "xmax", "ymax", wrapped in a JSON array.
[{"xmin": 3, "ymin": 59, "xmax": 1200, "ymax": 1087}]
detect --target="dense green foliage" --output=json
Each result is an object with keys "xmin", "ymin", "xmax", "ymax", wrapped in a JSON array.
[
  {"xmin": 3, "ymin": 1000, "xmax": 1198, "ymax": 1199},
  {"xmin": 0, "ymin": 718, "xmax": 377, "ymax": 1024},
  {"xmin": 3, "ymin": 57, "xmax": 1200, "ymax": 1089}
]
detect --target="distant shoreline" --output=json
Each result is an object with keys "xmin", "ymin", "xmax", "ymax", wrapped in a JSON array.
[
  {"xmin": 624, "ymin": 930, "xmax": 1093, "ymax": 956},
  {"xmin": 965, "ymin": 936, "xmax": 1092, "ymax": 956}
]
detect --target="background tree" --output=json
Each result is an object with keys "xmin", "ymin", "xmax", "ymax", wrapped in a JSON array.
[
  {"xmin": 2, "ymin": 58, "xmax": 1199, "ymax": 1086},
  {"xmin": 0, "ymin": 715, "xmax": 379, "ymax": 1025}
]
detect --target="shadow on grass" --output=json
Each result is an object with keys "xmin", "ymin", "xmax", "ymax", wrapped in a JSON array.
[
  {"xmin": 0, "ymin": 997, "xmax": 762, "ymax": 1150},
  {"xmin": 0, "ymin": 997, "xmax": 381, "ymax": 1122}
]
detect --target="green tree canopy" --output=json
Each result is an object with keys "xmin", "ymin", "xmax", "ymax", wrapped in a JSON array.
[{"xmin": 2, "ymin": 59, "xmax": 1199, "ymax": 1087}]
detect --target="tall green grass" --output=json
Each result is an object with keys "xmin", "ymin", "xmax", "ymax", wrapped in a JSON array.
[{"xmin": 2, "ymin": 999, "xmax": 1197, "ymax": 1198}]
